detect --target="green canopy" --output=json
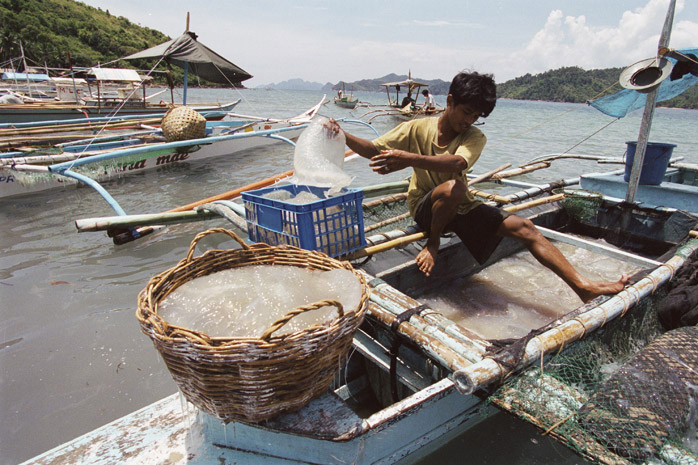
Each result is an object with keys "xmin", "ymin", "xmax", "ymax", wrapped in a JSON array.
[{"xmin": 122, "ymin": 31, "xmax": 252, "ymax": 84}]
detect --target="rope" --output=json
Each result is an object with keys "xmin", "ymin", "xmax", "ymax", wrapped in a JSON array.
[
  {"xmin": 558, "ymin": 118, "xmax": 620, "ymax": 155},
  {"xmin": 61, "ymin": 56, "xmax": 167, "ymax": 172},
  {"xmin": 488, "ymin": 78, "xmax": 621, "ymax": 154}
]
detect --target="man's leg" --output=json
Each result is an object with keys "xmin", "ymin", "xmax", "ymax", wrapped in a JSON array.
[
  {"xmin": 497, "ymin": 215, "xmax": 628, "ymax": 302},
  {"xmin": 416, "ymin": 180, "xmax": 466, "ymax": 276}
]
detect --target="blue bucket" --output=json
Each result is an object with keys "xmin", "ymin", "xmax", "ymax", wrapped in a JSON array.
[{"xmin": 623, "ymin": 141, "xmax": 676, "ymax": 185}]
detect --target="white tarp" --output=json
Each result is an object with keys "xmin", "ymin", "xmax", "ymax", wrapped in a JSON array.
[{"xmin": 89, "ymin": 68, "xmax": 142, "ymax": 82}]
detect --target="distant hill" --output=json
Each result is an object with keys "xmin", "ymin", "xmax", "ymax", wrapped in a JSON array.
[
  {"xmin": 0, "ymin": 0, "xmax": 169, "ymax": 70},
  {"xmin": 331, "ymin": 74, "xmax": 451, "ymax": 95},
  {"xmin": 257, "ymin": 78, "xmax": 330, "ymax": 91},
  {"xmin": 0, "ymin": 0, "xmax": 228, "ymax": 86},
  {"xmin": 496, "ymin": 66, "xmax": 697, "ymax": 109},
  {"xmin": 332, "ymin": 68, "xmax": 697, "ymax": 110},
  {"xmin": 2, "ymin": 0, "xmax": 695, "ymax": 108}
]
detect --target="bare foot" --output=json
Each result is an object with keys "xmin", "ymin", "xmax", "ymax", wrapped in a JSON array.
[
  {"xmin": 576, "ymin": 274, "xmax": 630, "ymax": 303},
  {"xmin": 416, "ymin": 244, "xmax": 439, "ymax": 277}
]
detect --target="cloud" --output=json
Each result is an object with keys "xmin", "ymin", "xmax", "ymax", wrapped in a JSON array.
[
  {"xmin": 410, "ymin": 20, "xmax": 482, "ymax": 28},
  {"xmin": 494, "ymin": 0, "xmax": 698, "ymax": 81}
]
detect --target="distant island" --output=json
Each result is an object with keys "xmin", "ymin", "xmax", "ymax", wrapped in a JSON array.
[
  {"xmin": 3, "ymin": 0, "xmax": 695, "ymax": 110},
  {"xmin": 259, "ymin": 68, "xmax": 697, "ymax": 110}
]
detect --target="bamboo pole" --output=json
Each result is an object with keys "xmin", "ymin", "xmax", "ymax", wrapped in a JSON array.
[
  {"xmin": 346, "ymin": 193, "xmax": 566, "ymax": 260},
  {"xmin": 364, "ymin": 212, "xmax": 411, "ymax": 234},
  {"xmin": 468, "ymin": 163, "xmax": 512, "ymax": 185},
  {"xmin": 164, "ymin": 149, "xmax": 355, "ymax": 213},
  {"xmin": 0, "ymin": 117, "xmax": 162, "ymax": 136},
  {"xmin": 491, "ymin": 162, "xmax": 550, "ymax": 180},
  {"xmin": 469, "ymin": 188, "xmax": 512, "ymax": 204},
  {"xmin": 503, "ymin": 193, "xmax": 564, "ymax": 213}
]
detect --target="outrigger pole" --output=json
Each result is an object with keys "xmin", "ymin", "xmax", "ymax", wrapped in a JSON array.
[{"xmin": 625, "ymin": 0, "xmax": 675, "ymax": 204}]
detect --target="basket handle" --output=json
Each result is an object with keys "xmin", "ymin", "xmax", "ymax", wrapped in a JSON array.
[
  {"xmin": 260, "ymin": 299, "xmax": 344, "ymax": 341},
  {"xmin": 185, "ymin": 228, "xmax": 249, "ymax": 262}
]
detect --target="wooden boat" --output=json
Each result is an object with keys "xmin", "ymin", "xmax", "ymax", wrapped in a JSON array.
[
  {"xmin": 0, "ymin": 23, "xmax": 252, "ymax": 125},
  {"xmin": 0, "ymin": 65, "xmax": 242, "ymax": 124},
  {"xmin": 0, "ymin": 98, "xmax": 240, "ymax": 124},
  {"xmin": 0, "ymin": 98, "xmax": 324, "ymax": 200},
  {"xmin": 334, "ymin": 84, "xmax": 359, "ymax": 109},
  {"xmin": 0, "ymin": 66, "xmax": 242, "ymax": 124},
  {"xmin": 358, "ymin": 72, "xmax": 444, "ymax": 122},
  {"xmin": 22, "ymin": 4, "xmax": 698, "ymax": 463},
  {"xmin": 27, "ymin": 171, "xmax": 698, "ymax": 464}
]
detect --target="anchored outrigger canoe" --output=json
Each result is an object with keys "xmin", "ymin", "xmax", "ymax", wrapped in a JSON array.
[
  {"xmin": 25, "ymin": 172, "xmax": 698, "ymax": 464},
  {"xmin": 0, "ymin": 98, "xmax": 324, "ymax": 199}
]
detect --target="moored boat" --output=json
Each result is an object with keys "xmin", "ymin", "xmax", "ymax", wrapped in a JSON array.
[
  {"xmin": 0, "ymin": 97, "xmax": 324, "ymax": 200},
  {"xmin": 18, "ymin": 3, "xmax": 698, "ymax": 463},
  {"xmin": 25, "ymin": 176, "xmax": 698, "ymax": 464},
  {"xmin": 358, "ymin": 72, "xmax": 444, "ymax": 122},
  {"xmin": 334, "ymin": 84, "xmax": 359, "ymax": 109}
]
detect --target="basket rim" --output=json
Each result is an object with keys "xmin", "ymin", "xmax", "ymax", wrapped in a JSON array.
[{"xmin": 136, "ymin": 236, "xmax": 369, "ymax": 347}]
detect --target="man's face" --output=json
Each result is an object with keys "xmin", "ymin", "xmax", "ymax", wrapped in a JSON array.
[{"xmin": 447, "ymin": 98, "xmax": 481, "ymax": 133}]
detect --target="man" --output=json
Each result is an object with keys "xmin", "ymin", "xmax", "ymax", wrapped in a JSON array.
[
  {"xmin": 422, "ymin": 89, "xmax": 436, "ymax": 110},
  {"xmin": 400, "ymin": 91, "xmax": 415, "ymax": 109},
  {"xmin": 326, "ymin": 71, "xmax": 627, "ymax": 303}
]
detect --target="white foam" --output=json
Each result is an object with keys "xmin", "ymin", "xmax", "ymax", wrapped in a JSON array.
[{"xmin": 158, "ymin": 265, "xmax": 362, "ymax": 338}]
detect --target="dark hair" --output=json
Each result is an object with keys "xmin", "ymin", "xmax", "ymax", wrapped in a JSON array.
[{"xmin": 448, "ymin": 71, "xmax": 497, "ymax": 117}]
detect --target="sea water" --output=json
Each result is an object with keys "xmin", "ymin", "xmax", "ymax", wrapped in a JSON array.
[
  {"xmin": 159, "ymin": 265, "xmax": 362, "ymax": 338},
  {"xmin": 1, "ymin": 88, "xmax": 697, "ymax": 464}
]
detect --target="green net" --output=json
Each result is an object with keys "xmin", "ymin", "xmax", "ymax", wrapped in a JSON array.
[
  {"xmin": 554, "ymin": 188, "xmax": 604, "ymax": 222},
  {"xmin": 361, "ymin": 193, "xmax": 414, "ymax": 235},
  {"xmin": 489, "ymin": 295, "xmax": 698, "ymax": 465}
]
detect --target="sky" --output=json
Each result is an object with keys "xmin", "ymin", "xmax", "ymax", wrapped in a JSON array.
[{"xmin": 77, "ymin": 0, "xmax": 698, "ymax": 86}]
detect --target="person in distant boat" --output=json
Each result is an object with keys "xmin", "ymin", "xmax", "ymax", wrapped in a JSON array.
[
  {"xmin": 422, "ymin": 89, "xmax": 436, "ymax": 110},
  {"xmin": 325, "ymin": 71, "xmax": 628, "ymax": 303},
  {"xmin": 337, "ymin": 89, "xmax": 343, "ymax": 99},
  {"xmin": 400, "ymin": 91, "xmax": 415, "ymax": 109}
]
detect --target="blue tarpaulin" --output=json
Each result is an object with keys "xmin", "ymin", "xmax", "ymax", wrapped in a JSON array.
[
  {"xmin": 589, "ymin": 48, "xmax": 698, "ymax": 118},
  {"xmin": 1, "ymin": 72, "xmax": 51, "ymax": 82}
]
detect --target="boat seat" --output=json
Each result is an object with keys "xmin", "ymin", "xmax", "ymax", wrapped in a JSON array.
[{"xmin": 263, "ymin": 389, "xmax": 362, "ymax": 440}]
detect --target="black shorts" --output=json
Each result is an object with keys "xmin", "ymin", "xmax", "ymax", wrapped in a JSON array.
[{"xmin": 414, "ymin": 191, "xmax": 511, "ymax": 264}]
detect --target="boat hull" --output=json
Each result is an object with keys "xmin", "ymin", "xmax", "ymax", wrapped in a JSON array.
[
  {"xmin": 0, "ymin": 101, "xmax": 239, "ymax": 124},
  {"xmin": 19, "ymin": 385, "xmax": 492, "ymax": 465},
  {"xmin": 0, "ymin": 122, "xmax": 304, "ymax": 199},
  {"xmin": 334, "ymin": 98, "xmax": 358, "ymax": 109},
  {"xmin": 580, "ymin": 166, "xmax": 698, "ymax": 214}
]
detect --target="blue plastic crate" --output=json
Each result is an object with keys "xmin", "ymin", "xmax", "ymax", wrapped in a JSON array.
[{"xmin": 241, "ymin": 184, "xmax": 366, "ymax": 257}]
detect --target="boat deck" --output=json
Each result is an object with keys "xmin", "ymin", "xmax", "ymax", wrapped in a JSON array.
[{"xmin": 580, "ymin": 166, "xmax": 698, "ymax": 213}]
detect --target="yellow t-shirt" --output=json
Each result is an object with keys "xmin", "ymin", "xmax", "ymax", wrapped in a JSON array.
[{"xmin": 372, "ymin": 117, "xmax": 486, "ymax": 216}]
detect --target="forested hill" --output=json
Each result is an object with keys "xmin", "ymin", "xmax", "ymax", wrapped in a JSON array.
[
  {"xmin": 0, "ymin": 0, "xmax": 170, "ymax": 70},
  {"xmin": 496, "ymin": 66, "xmax": 698, "ymax": 109}
]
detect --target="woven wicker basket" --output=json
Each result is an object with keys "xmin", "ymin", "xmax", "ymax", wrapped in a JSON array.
[
  {"xmin": 136, "ymin": 228, "xmax": 369, "ymax": 423},
  {"xmin": 160, "ymin": 105, "xmax": 206, "ymax": 142}
]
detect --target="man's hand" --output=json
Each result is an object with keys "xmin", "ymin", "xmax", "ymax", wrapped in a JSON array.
[
  {"xmin": 369, "ymin": 149, "xmax": 412, "ymax": 175},
  {"xmin": 323, "ymin": 118, "xmax": 342, "ymax": 139}
]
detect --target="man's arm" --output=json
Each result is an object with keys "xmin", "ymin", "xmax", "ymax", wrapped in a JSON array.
[
  {"xmin": 325, "ymin": 118, "xmax": 468, "ymax": 176},
  {"xmin": 370, "ymin": 149, "xmax": 467, "ymax": 175},
  {"xmin": 325, "ymin": 118, "xmax": 379, "ymax": 160},
  {"xmin": 344, "ymin": 131, "xmax": 381, "ymax": 160}
]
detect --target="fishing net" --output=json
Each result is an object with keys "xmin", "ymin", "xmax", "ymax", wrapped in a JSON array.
[
  {"xmin": 554, "ymin": 188, "xmax": 604, "ymax": 222},
  {"xmin": 361, "ymin": 192, "xmax": 414, "ymax": 235},
  {"xmin": 488, "ymin": 294, "xmax": 698, "ymax": 465}
]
